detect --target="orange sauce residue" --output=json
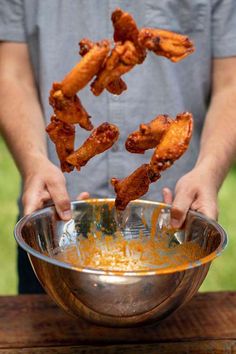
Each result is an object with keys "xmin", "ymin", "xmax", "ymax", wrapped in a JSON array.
[
  {"xmin": 55, "ymin": 202, "xmax": 206, "ymax": 271},
  {"xmin": 56, "ymin": 233, "xmax": 206, "ymax": 272}
]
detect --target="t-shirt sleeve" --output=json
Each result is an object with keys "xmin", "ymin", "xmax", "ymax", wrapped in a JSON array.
[
  {"xmin": 0, "ymin": 0, "xmax": 26, "ymax": 42},
  {"xmin": 211, "ymin": 0, "xmax": 236, "ymax": 58}
]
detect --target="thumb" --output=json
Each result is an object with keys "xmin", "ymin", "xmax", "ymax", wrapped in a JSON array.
[
  {"xmin": 171, "ymin": 190, "xmax": 195, "ymax": 229},
  {"xmin": 162, "ymin": 187, "xmax": 173, "ymax": 204}
]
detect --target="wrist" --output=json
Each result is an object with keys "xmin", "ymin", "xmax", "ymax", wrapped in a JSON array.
[
  {"xmin": 194, "ymin": 155, "xmax": 228, "ymax": 191},
  {"xmin": 22, "ymin": 152, "xmax": 50, "ymax": 179}
]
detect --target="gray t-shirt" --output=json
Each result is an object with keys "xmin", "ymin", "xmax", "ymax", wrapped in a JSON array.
[{"xmin": 1, "ymin": 0, "xmax": 236, "ymax": 201}]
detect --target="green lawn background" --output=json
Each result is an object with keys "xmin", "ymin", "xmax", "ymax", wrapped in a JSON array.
[{"xmin": 0, "ymin": 137, "xmax": 235, "ymax": 294}]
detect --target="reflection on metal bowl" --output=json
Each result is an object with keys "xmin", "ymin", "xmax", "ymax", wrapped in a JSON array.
[{"xmin": 14, "ymin": 199, "xmax": 227, "ymax": 327}]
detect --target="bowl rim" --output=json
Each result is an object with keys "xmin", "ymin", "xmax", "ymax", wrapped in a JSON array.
[{"xmin": 14, "ymin": 199, "xmax": 228, "ymax": 276}]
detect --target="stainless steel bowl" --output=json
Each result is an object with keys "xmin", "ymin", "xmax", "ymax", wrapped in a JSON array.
[{"xmin": 14, "ymin": 199, "xmax": 227, "ymax": 327}]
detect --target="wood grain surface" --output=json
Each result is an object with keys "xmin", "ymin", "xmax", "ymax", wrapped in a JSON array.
[{"xmin": 0, "ymin": 292, "xmax": 235, "ymax": 353}]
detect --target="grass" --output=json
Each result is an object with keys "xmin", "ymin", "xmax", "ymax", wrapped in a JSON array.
[
  {"xmin": 0, "ymin": 137, "xmax": 19, "ymax": 294},
  {"xmin": 0, "ymin": 137, "xmax": 235, "ymax": 294}
]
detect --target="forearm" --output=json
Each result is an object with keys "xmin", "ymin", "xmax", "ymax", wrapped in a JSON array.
[
  {"xmin": 0, "ymin": 43, "xmax": 47, "ymax": 178},
  {"xmin": 0, "ymin": 78, "xmax": 47, "ymax": 178},
  {"xmin": 196, "ymin": 59, "xmax": 236, "ymax": 190}
]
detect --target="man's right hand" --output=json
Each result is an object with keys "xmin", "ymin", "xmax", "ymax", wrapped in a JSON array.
[{"xmin": 22, "ymin": 156, "xmax": 73, "ymax": 220}]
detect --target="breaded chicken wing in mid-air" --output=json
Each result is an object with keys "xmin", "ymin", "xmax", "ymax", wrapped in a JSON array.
[
  {"xmin": 111, "ymin": 164, "xmax": 160, "ymax": 210},
  {"xmin": 111, "ymin": 8, "xmax": 146, "ymax": 64},
  {"xmin": 150, "ymin": 112, "xmax": 193, "ymax": 173},
  {"xmin": 46, "ymin": 115, "xmax": 75, "ymax": 173},
  {"xmin": 91, "ymin": 40, "xmax": 141, "ymax": 96},
  {"xmin": 49, "ymin": 83, "xmax": 93, "ymax": 130},
  {"xmin": 125, "ymin": 114, "xmax": 172, "ymax": 154},
  {"xmin": 139, "ymin": 28, "xmax": 195, "ymax": 62},
  {"xmin": 66, "ymin": 123, "xmax": 119, "ymax": 171},
  {"xmin": 112, "ymin": 112, "xmax": 193, "ymax": 210},
  {"xmin": 79, "ymin": 38, "xmax": 127, "ymax": 95},
  {"xmin": 61, "ymin": 40, "xmax": 110, "ymax": 97}
]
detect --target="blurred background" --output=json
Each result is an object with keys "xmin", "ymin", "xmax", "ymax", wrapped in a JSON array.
[{"xmin": 0, "ymin": 135, "xmax": 235, "ymax": 294}]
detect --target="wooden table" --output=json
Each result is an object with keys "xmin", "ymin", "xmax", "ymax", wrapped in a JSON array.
[{"xmin": 0, "ymin": 292, "xmax": 235, "ymax": 353}]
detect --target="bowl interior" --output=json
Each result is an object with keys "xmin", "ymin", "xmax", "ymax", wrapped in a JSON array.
[{"xmin": 15, "ymin": 199, "xmax": 227, "ymax": 275}]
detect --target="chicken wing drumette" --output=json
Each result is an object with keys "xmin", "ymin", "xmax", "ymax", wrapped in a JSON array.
[{"xmin": 66, "ymin": 123, "xmax": 119, "ymax": 171}]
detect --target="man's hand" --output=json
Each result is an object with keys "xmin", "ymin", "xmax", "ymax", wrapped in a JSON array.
[
  {"xmin": 163, "ymin": 163, "xmax": 219, "ymax": 228},
  {"xmin": 22, "ymin": 156, "xmax": 89, "ymax": 220}
]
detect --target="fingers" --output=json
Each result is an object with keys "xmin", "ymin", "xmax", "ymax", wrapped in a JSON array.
[
  {"xmin": 171, "ymin": 188, "xmax": 218, "ymax": 228},
  {"xmin": 76, "ymin": 192, "xmax": 90, "ymax": 200},
  {"xmin": 46, "ymin": 175, "xmax": 72, "ymax": 220},
  {"xmin": 162, "ymin": 187, "xmax": 173, "ymax": 204},
  {"xmin": 23, "ymin": 179, "xmax": 51, "ymax": 216},
  {"xmin": 171, "ymin": 190, "xmax": 195, "ymax": 229},
  {"xmin": 191, "ymin": 198, "xmax": 218, "ymax": 221}
]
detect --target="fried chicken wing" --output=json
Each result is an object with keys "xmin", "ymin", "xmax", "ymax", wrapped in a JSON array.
[
  {"xmin": 79, "ymin": 38, "xmax": 127, "ymax": 95},
  {"xmin": 61, "ymin": 40, "xmax": 110, "ymax": 97},
  {"xmin": 139, "ymin": 28, "xmax": 195, "ymax": 62},
  {"xmin": 113, "ymin": 112, "xmax": 193, "ymax": 210},
  {"xmin": 111, "ymin": 8, "xmax": 146, "ymax": 64},
  {"xmin": 66, "ymin": 123, "xmax": 119, "ymax": 171},
  {"xmin": 111, "ymin": 164, "xmax": 160, "ymax": 210},
  {"xmin": 126, "ymin": 114, "xmax": 172, "ymax": 153},
  {"xmin": 46, "ymin": 115, "xmax": 75, "ymax": 172},
  {"xmin": 49, "ymin": 83, "xmax": 93, "ymax": 130},
  {"xmin": 150, "ymin": 112, "xmax": 193, "ymax": 173},
  {"xmin": 91, "ymin": 41, "xmax": 140, "ymax": 96}
]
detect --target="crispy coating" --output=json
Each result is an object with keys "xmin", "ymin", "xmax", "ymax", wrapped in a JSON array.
[
  {"xmin": 79, "ymin": 38, "xmax": 127, "ymax": 95},
  {"xmin": 150, "ymin": 112, "xmax": 193, "ymax": 173},
  {"xmin": 139, "ymin": 28, "xmax": 195, "ymax": 62},
  {"xmin": 91, "ymin": 41, "xmax": 140, "ymax": 96},
  {"xmin": 106, "ymin": 78, "xmax": 127, "ymax": 95},
  {"xmin": 111, "ymin": 164, "xmax": 160, "ymax": 210},
  {"xmin": 126, "ymin": 114, "xmax": 172, "ymax": 153},
  {"xmin": 46, "ymin": 115, "xmax": 75, "ymax": 173},
  {"xmin": 111, "ymin": 8, "xmax": 146, "ymax": 64},
  {"xmin": 61, "ymin": 40, "xmax": 110, "ymax": 97},
  {"xmin": 79, "ymin": 38, "xmax": 95, "ymax": 56},
  {"xmin": 49, "ymin": 83, "xmax": 93, "ymax": 130},
  {"xmin": 113, "ymin": 112, "xmax": 193, "ymax": 210},
  {"xmin": 66, "ymin": 122, "xmax": 119, "ymax": 171}
]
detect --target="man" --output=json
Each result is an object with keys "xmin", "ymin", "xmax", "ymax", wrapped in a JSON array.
[{"xmin": 0, "ymin": 0, "xmax": 236, "ymax": 293}]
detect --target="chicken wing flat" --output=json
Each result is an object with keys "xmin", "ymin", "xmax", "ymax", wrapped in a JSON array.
[
  {"xmin": 66, "ymin": 122, "xmax": 119, "ymax": 171},
  {"xmin": 111, "ymin": 164, "xmax": 160, "ymax": 210},
  {"xmin": 61, "ymin": 40, "xmax": 110, "ymax": 97},
  {"xmin": 150, "ymin": 112, "xmax": 193, "ymax": 173},
  {"xmin": 91, "ymin": 40, "xmax": 140, "ymax": 96},
  {"xmin": 79, "ymin": 38, "xmax": 127, "ymax": 95},
  {"xmin": 46, "ymin": 115, "xmax": 75, "ymax": 173},
  {"xmin": 111, "ymin": 8, "xmax": 146, "ymax": 64},
  {"xmin": 139, "ymin": 28, "xmax": 195, "ymax": 62},
  {"xmin": 126, "ymin": 114, "xmax": 172, "ymax": 153},
  {"xmin": 49, "ymin": 83, "xmax": 93, "ymax": 130}
]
